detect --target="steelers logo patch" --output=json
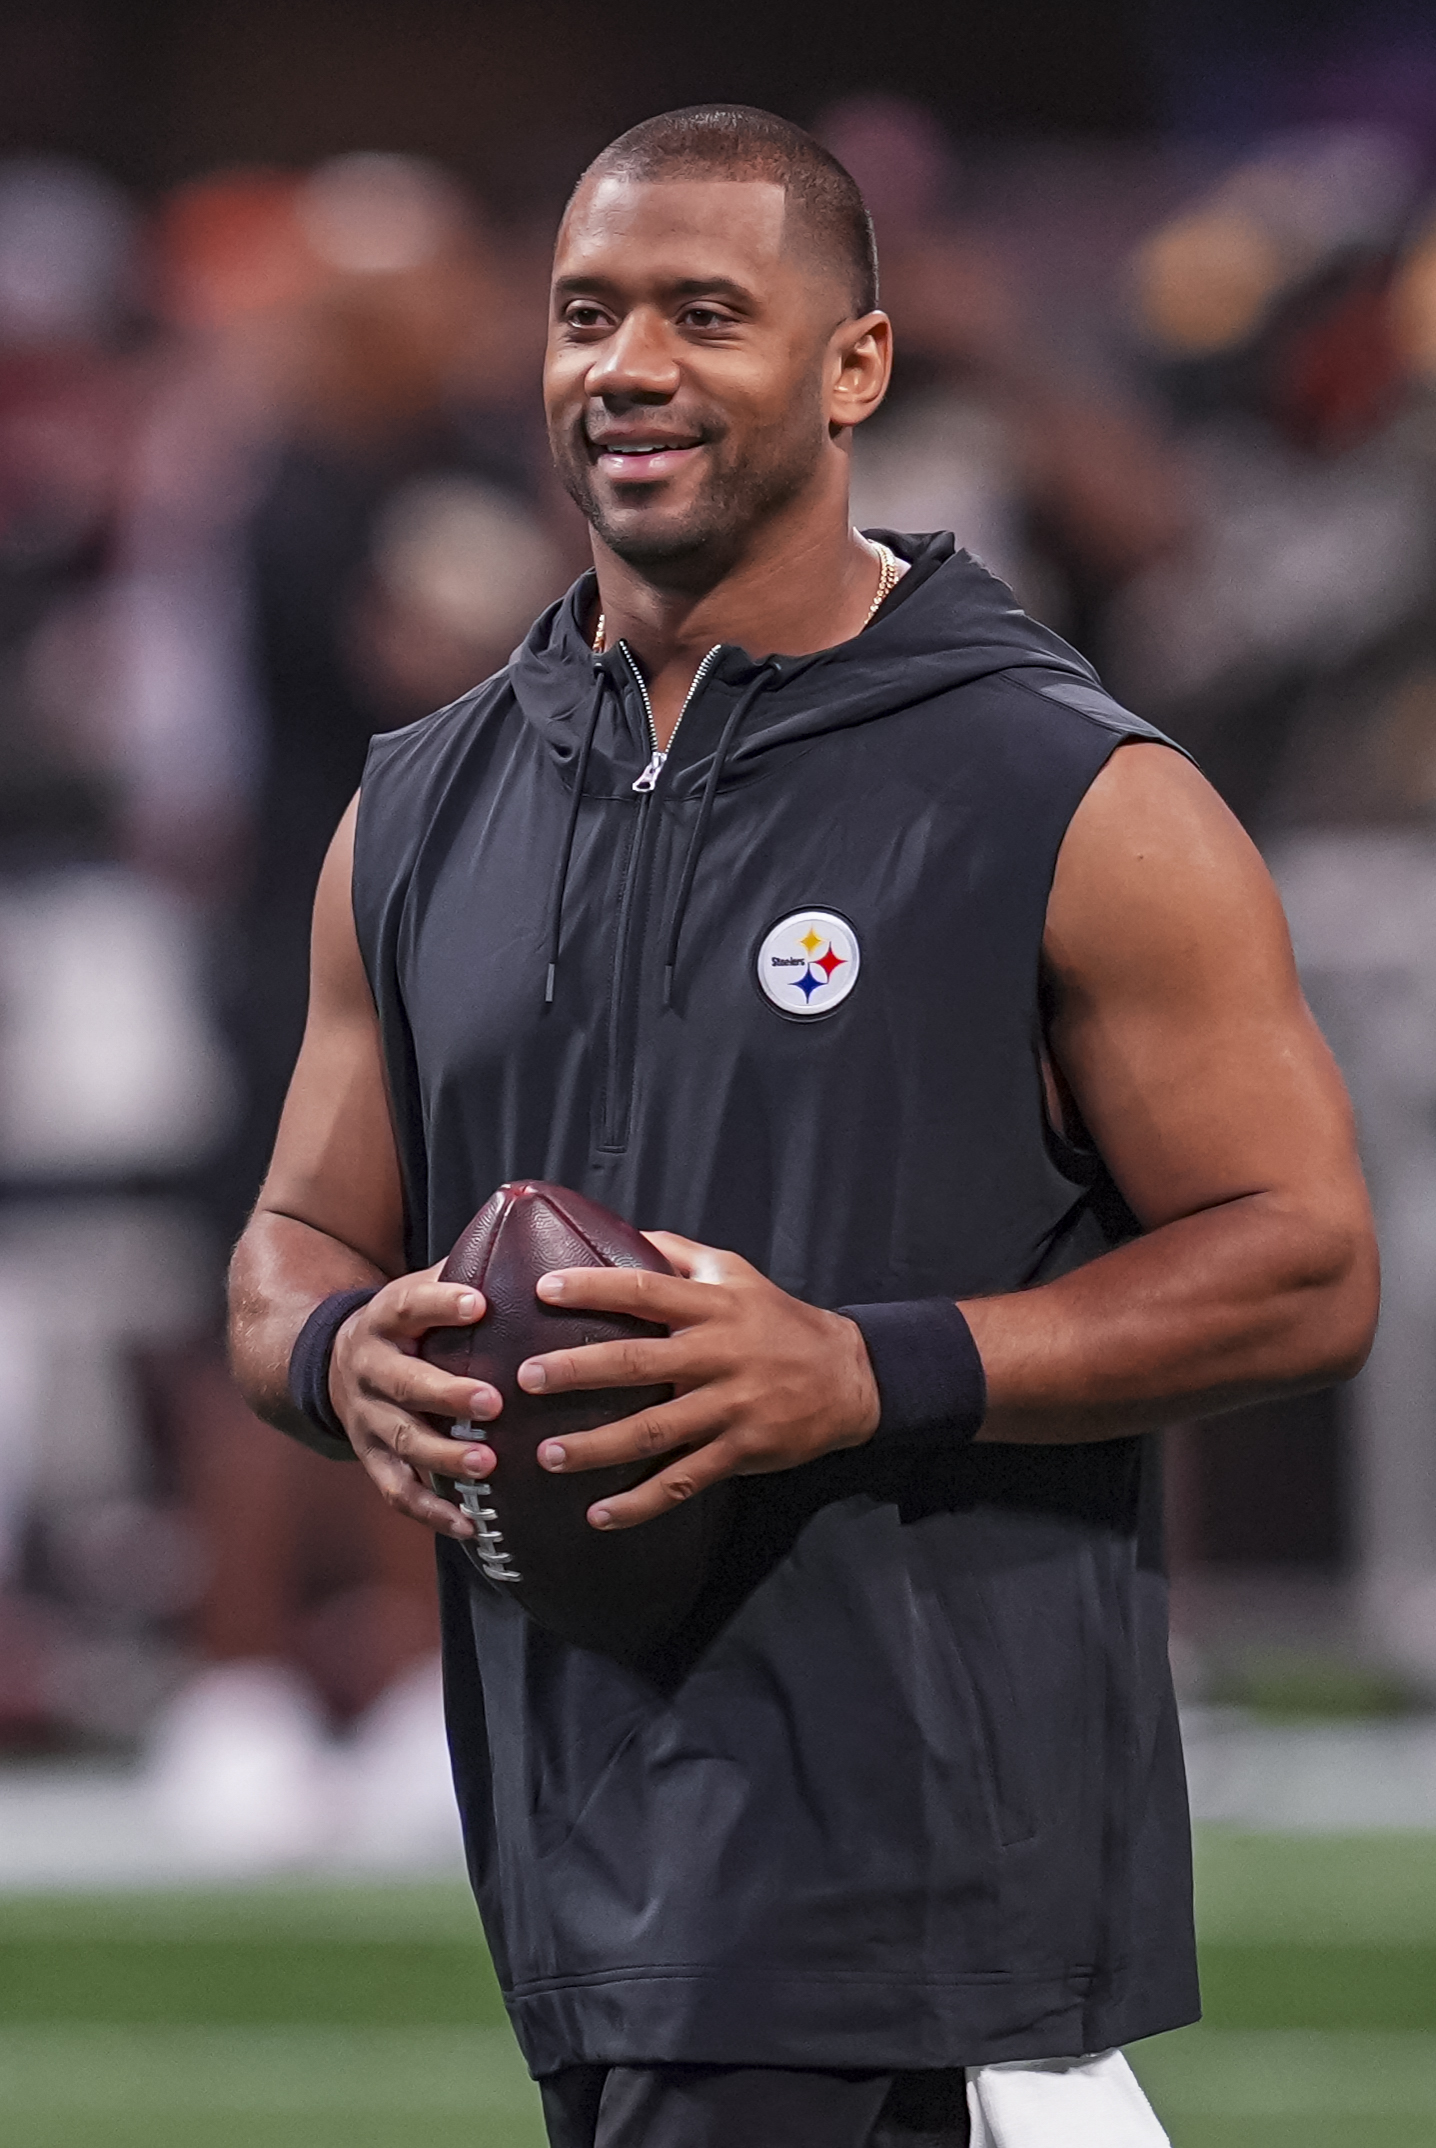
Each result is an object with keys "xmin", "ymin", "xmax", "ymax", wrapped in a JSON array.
[{"xmin": 756, "ymin": 909, "xmax": 861, "ymax": 1018}]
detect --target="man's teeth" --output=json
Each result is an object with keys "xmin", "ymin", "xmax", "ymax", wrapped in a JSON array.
[{"xmin": 604, "ymin": 443, "xmax": 689, "ymax": 454}]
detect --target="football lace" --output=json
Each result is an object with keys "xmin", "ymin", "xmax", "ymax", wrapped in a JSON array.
[{"xmin": 450, "ymin": 1422, "xmax": 523, "ymax": 1583}]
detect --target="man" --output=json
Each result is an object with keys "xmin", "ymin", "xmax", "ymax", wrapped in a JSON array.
[{"xmin": 229, "ymin": 107, "xmax": 1378, "ymax": 2148}]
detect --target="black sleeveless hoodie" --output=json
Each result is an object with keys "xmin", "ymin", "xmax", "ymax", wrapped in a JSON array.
[{"xmin": 353, "ymin": 533, "xmax": 1199, "ymax": 2076}]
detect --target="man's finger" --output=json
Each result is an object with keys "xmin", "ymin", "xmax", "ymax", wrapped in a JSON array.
[
  {"xmin": 356, "ymin": 1440, "xmax": 478, "ymax": 1537},
  {"xmin": 640, "ymin": 1231, "xmax": 739, "ymax": 1285},
  {"xmin": 518, "ymin": 1332, "xmax": 687, "ymax": 1397},
  {"xmin": 584, "ymin": 1435, "xmax": 738, "ymax": 1530},
  {"xmin": 373, "ymin": 1279, "xmax": 488, "ymax": 1336},
  {"xmin": 534, "ymin": 1264, "xmax": 715, "ymax": 1325},
  {"xmin": 535, "ymin": 1390, "xmax": 715, "ymax": 1475},
  {"xmin": 355, "ymin": 1407, "xmax": 498, "ymax": 1486},
  {"xmin": 373, "ymin": 1353, "xmax": 501, "ymax": 1425}
]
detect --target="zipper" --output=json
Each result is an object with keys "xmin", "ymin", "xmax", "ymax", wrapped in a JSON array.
[
  {"xmin": 626, "ymin": 644, "xmax": 724, "ymax": 791},
  {"xmin": 597, "ymin": 643, "xmax": 722, "ymax": 1149}
]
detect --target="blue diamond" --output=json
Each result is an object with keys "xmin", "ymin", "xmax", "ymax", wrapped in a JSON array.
[{"xmin": 793, "ymin": 966, "xmax": 823, "ymax": 1002}]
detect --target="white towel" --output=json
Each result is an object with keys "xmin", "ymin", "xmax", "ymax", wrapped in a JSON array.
[{"xmin": 967, "ymin": 2049, "xmax": 1169, "ymax": 2146}]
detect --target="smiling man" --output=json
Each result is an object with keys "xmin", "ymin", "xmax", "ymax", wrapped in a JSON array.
[{"xmin": 229, "ymin": 107, "xmax": 1378, "ymax": 2148}]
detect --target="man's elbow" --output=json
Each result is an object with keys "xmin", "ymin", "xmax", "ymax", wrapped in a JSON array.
[{"xmin": 1295, "ymin": 1215, "xmax": 1380, "ymax": 1386}]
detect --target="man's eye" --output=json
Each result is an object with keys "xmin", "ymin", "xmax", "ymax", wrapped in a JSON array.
[
  {"xmin": 681, "ymin": 307, "xmax": 730, "ymax": 330},
  {"xmin": 565, "ymin": 305, "xmax": 608, "ymax": 330}
]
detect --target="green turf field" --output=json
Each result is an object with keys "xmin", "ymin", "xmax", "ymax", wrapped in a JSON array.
[
  {"xmin": 2, "ymin": 1831, "xmax": 1434, "ymax": 2145},
  {"xmin": 1135, "ymin": 1833, "xmax": 1436, "ymax": 2146}
]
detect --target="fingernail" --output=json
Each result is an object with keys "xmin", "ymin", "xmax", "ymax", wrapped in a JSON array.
[
  {"xmin": 457, "ymin": 1292, "xmax": 479, "ymax": 1320},
  {"xmin": 462, "ymin": 1450, "xmax": 492, "ymax": 1475},
  {"xmin": 538, "ymin": 1441, "xmax": 565, "ymax": 1471},
  {"xmin": 451, "ymin": 1515, "xmax": 474, "ymax": 1536},
  {"xmin": 518, "ymin": 1360, "xmax": 546, "ymax": 1392},
  {"xmin": 470, "ymin": 1386, "xmax": 499, "ymax": 1418},
  {"xmin": 589, "ymin": 1505, "xmax": 614, "ymax": 1529},
  {"xmin": 537, "ymin": 1273, "xmax": 564, "ymax": 1300}
]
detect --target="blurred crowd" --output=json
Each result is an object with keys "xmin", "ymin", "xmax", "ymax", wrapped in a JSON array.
[{"xmin": 5, "ymin": 98, "xmax": 1436, "ymax": 1850}]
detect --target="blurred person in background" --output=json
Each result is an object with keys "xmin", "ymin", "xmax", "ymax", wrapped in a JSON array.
[
  {"xmin": 0, "ymin": 156, "xmax": 232, "ymax": 1749},
  {"xmin": 126, "ymin": 155, "xmax": 568, "ymax": 1864},
  {"xmin": 213, "ymin": 153, "xmax": 556, "ymax": 1233},
  {"xmin": 1112, "ymin": 126, "xmax": 1436, "ymax": 830},
  {"xmin": 0, "ymin": 157, "xmax": 139, "ymax": 859},
  {"xmin": 823, "ymin": 97, "xmax": 1193, "ymax": 672}
]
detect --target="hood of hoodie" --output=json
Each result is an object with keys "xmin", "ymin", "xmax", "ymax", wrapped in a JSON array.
[{"xmin": 508, "ymin": 530, "xmax": 1108, "ymax": 800}]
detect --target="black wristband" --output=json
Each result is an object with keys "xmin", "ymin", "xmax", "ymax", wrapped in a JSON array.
[
  {"xmin": 837, "ymin": 1297, "xmax": 987, "ymax": 1447},
  {"xmin": 288, "ymin": 1287, "xmax": 380, "ymax": 1446}
]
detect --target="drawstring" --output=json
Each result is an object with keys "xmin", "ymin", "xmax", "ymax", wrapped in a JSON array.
[
  {"xmin": 544, "ymin": 668, "xmax": 606, "ymax": 1005},
  {"xmin": 661, "ymin": 662, "xmax": 779, "ymax": 1009}
]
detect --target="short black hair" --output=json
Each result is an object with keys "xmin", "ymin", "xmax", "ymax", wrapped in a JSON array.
[{"xmin": 577, "ymin": 104, "xmax": 879, "ymax": 317}]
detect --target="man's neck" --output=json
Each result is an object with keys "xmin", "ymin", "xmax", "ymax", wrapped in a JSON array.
[{"xmin": 593, "ymin": 514, "xmax": 887, "ymax": 746}]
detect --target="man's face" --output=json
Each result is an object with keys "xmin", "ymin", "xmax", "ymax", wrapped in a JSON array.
[{"xmin": 545, "ymin": 175, "xmax": 846, "ymax": 572}]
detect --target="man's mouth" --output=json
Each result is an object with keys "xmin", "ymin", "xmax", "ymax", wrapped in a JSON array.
[{"xmin": 587, "ymin": 434, "xmax": 704, "ymax": 484}]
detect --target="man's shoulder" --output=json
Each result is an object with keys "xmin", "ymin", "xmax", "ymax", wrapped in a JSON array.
[
  {"xmin": 362, "ymin": 667, "xmax": 520, "ymax": 787},
  {"xmin": 353, "ymin": 669, "xmax": 523, "ymax": 904},
  {"xmin": 984, "ymin": 663, "xmax": 1183, "ymax": 757}
]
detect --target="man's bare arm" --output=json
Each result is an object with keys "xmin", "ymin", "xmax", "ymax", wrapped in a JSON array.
[
  {"xmin": 228, "ymin": 801, "xmax": 400, "ymax": 1434},
  {"xmin": 964, "ymin": 742, "xmax": 1378, "ymax": 1441},
  {"xmin": 227, "ymin": 800, "xmax": 496, "ymax": 1534}
]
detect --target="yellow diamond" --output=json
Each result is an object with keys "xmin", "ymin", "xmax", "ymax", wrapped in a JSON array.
[{"xmin": 800, "ymin": 929, "xmax": 822, "ymax": 954}]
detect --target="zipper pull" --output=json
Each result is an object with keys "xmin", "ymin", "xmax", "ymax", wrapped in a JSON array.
[{"xmin": 632, "ymin": 749, "xmax": 667, "ymax": 794}]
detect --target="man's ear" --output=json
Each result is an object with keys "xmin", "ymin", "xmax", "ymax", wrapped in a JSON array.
[{"xmin": 828, "ymin": 311, "xmax": 892, "ymax": 434}]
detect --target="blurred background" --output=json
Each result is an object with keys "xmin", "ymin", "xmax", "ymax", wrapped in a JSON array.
[{"xmin": 1, "ymin": 0, "xmax": 1436, "ymax": 2142}]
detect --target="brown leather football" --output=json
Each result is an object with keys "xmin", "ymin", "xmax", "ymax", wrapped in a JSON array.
[{"xmin": 420, "ymin": 1182, "xmax": 733, "ymax": 1659}]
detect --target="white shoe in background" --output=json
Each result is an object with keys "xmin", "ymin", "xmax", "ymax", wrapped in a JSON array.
[
  {"xmin": 340, "ymin": 1653, "xmax": 463, "ymax": 1873},
  {"xmin": 144, "ymin": 1659, "xmax": 335, "ymax": 1873}
]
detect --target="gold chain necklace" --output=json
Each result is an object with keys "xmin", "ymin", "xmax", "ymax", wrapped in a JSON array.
[
  {"xmin": 591, "ymin": 537, "xmax": 903, "ymax": 655},
  {"xmin": 863, "ymin": 538, "xmax": 904, "ymax": 623}
]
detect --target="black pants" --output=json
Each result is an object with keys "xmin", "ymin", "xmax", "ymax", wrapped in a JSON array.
[{"xmin": 540, "ymin": 2064, "xmax": 972, "ymax": 2148}]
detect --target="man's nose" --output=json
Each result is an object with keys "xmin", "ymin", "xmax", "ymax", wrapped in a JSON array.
[{"xmin": 584, "ymin": 309, "xmax": 681, "ymax": 401}]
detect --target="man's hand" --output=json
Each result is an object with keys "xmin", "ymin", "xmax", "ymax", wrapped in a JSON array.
[
  {"xmin": 513, "ymin": 1232, "xmax": 881, "ymax": 1531},
  {"xmin": 328, "ymin": 1268, "xmax": 503, "ymax": 1539}
]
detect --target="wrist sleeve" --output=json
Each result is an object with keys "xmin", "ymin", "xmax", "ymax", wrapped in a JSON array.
[
  {"xmin": 287, "ymin": 1286, "xmax": 380, "ymax": 1452},
  {"xmin": 837, "ymin": 1297, "xmax": 987, "ymax": 1448}
]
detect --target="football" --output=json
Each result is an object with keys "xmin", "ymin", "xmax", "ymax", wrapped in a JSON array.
[{"xmin": 420, "ymin": 1182, "xmax": 734, "ymax": 1660}]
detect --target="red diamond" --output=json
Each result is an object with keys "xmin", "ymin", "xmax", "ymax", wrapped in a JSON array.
[{"xmin": 816, "ymin": 944, "xmax": 845, "ymax": 980}]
